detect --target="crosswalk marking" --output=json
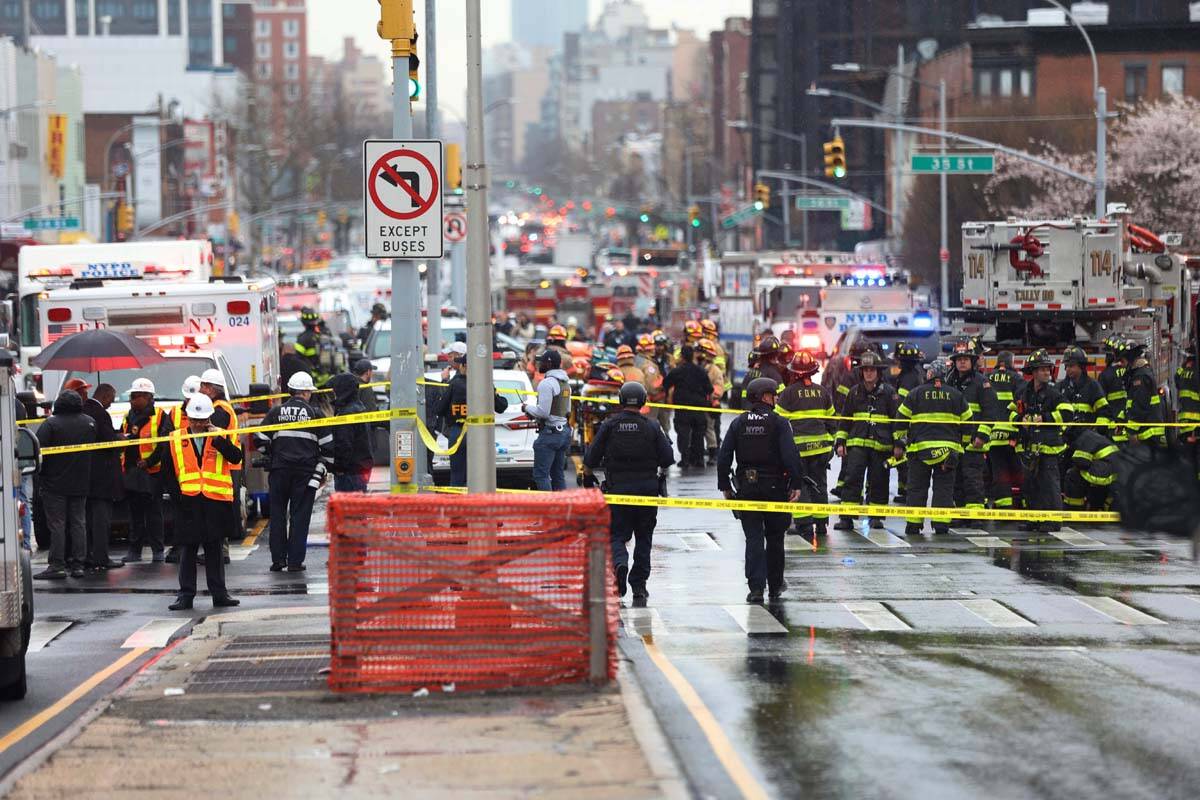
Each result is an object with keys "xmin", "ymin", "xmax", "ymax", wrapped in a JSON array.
[
  {"xmin": 949, "ymin": 528, "xmax": 989, "ymax": 536},
  {"xmin": 677, "ymin": 533, "xmax": 721, "ymax": 551},
  {"xmin": 957, "ymin": 599, "xmax": 1035, "ymax": 628},
  {"xmin": 226, "ymin": 545, "xmax": 258, "ymax": 562},
  {"xmin": 1048, "ymin": 528, "xmax": 1106, "ymax": 548},
  {"xmin": 842, "ymin": 601, "xmax": 910, "ymax": 631},
  {"xmin": 121, "ymin": 619, "xmax": 189, "ymax": 649},
  {"xmin": 27, "ymin": 620, "xmax": 73, "ymax": 652},
  {"xmin": 620, "ymin": 607, "xmax": 668, "ymax": 637},
  {"xmin": 1073, "ymin": 596, "xmax": 1165, "ymax": 625},
  {"xmin": 722, "ymin": 605, "xmax": 788, "ymax": 635},
  {"xmin": 860, "ymin": 528, "xmax": 911, "ymax": 548},
  {"xmin": 966, "ymin": 536, "xmax": 1010, "ymax": 548}
]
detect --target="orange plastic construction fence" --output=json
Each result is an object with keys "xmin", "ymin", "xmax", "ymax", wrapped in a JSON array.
[{"xmin": 327, "ymin": 489, "xmax": 617, "ymax": 693}]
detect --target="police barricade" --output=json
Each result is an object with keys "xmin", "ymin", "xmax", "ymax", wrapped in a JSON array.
[{"xmin": 325, "ymin": 489, "xmax": 617, "ymax": 694}]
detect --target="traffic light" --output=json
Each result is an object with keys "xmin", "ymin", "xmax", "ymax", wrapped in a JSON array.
[
  {"xmin": 408, "ymin": 31, "xmax": 421, "ymax": 100},
  {"xmin": 376, "ymin": 0, "xmax": 414, "ymax": 42},
  {"xmin": 116, "ymin": 201, "xmax": 134, "ymax": 234},
  {"xmin": 445, "ymin": 143, "xmax": 462, "ymax": 194},
  {"xmin": 754, "ymin": 182, "xmax": 770, "ymax": 210},
  {"xmin": 688, "ymin": 205, "xmax": 701, "ymax": 228},
  {"xmin": 316, "ymin": 210, "xmax": 327, "ymax": 227},
  {"xmin": 824, "ymin": 135, "xmax": 847, "ymax": 179}
]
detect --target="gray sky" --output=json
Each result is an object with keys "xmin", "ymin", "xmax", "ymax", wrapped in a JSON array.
[{"xmin": 309, "ymin": 0, "xmax": 751, "ymax": 118}]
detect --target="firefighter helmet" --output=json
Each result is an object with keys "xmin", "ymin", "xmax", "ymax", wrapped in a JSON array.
[
  {"xmin": 995, "ymin": 350, "xmax": 1015, "ymax": 370},
  {"xmin": 605, "ymin": 367, "xmax": 626, "ymax": 384},
  {"xmin": 754, "ymin": 335, "xmax": 781, "ymax": 357},
  {"xmin": 1062, "ymin": 346, "xmax": 1089, "ymax": 367},
  {"xmin": 952, "ymin": 336, "xmax": 981, "ymax": 360},
  {"xmin": 895, "ymin": 342, "xmax": 923, "ymax": 362},
  {"xmin": 697, "ymin": 338, "xmax": 718, "ymax": 358},
  {"xmin": 1025, "ymin": 348, "xmax": 1054, "ymax": 370},
  {"xmin": 547, "ymin": 324, "xmax": 567, "ymax": 343},
  {"xmin": 775, "ymin": 341, "xmax": 793, "ymax": 365},
  {"xmin": 684, "ymin": 320, "xmax": 703, "ymax": 340},
  {"xmin": 788, "ymin": 350, "xmax": 820, "ymax": 378},
  {"xmin": 615, "ymin": 345, "xmax": 635, "ymax": 363},
  {"xmin": 300, "ymin": 307, "xmax": 321, "ymax": 326},
  {"xmin": 858, "ymin": 350, "xmax": 887, "ymax": 369},
  {"xmin": 636, "ymin": 333, "xmax": 654, "ymax": 353},
  {"xmin": 700, "ymin": 319, "xmax": 718, "ymax": 338}
]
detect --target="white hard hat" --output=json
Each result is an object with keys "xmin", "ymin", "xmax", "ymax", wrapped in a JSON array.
[
  {"xmin": 446, "ymin": 341, "xmax": 467, "ymax": 356},
  {"xmin": 181, "ymin": 374, "xmax": 202, "ymax": 397},
  {"xmin": 185, "ymin": 393, "xmax": 215, "ymax": 420},
  {"xmin": 287, "ymin": 371, "xmax": 316, "ymax": 391},
  {"xmin": 567, "ymin": 316, "xmax": 579, "ymax": 326},
  {"xmin": 130, "ymin": 378, "xmax": 156, "ymax": 395},
  {"xmin": 199, "ymin": 368, "xmax": 226, "ymax": 388}
]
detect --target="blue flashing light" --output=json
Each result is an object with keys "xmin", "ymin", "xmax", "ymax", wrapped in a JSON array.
[{"xmin": 913, "ymin": 313, "xmax": 934, "ymax": 330}]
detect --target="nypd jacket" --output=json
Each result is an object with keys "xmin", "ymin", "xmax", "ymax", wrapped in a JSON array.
[
  {"xmin": 254, "ymin": 396, "xmax": 334, "ymax": 479},
  {"xmin": 776, "ymin": 379, "xmax": 837, "ymax": 457},
  {"xmin": 583, "ymin": 410, "xmax": 674, "ymax": 487},
  {"xmin": 894, "ymin": 379, "xmax": 971, "ymax": 465},
  {"xmin": 717, "ymin": 403, "xmax": 804, "ymax": 493},
  {"xmin": 837, "ymin": 380, "xmax": 898, "ymax": 452}
]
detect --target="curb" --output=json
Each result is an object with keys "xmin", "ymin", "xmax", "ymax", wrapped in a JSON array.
[{"xmin": 618, "ymin": 658, "xmax": 694, "ymax": 800}]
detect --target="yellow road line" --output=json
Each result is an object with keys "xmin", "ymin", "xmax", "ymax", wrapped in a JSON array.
[
  {"xmin": 640, "ymin": 636, "xmax": 769, "ymax": 800},
  {"xmin": 242, "ymin": 518, "xmax": 267, "ymax": 548},
  {"xmin": 0, "ymin": 647, "xmax": 149, "ymax": 756}
]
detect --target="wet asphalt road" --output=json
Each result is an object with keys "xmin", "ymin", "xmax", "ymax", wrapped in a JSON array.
[{"xmin": 620, "ymin": 457, "xmax": 1200, "ymax": 800}]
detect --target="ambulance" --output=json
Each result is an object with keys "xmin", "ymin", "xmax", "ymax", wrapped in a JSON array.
[{"xmin": 15, "ymin": 240, "xmax": 214, "ymax": 385}]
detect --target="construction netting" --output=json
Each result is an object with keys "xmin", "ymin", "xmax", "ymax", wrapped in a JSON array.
[{"xmin": 327, "ymin": 489, "xmax": 616, "ymax": 693}]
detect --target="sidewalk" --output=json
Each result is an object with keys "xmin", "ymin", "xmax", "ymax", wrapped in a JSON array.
[{"xmin": 5, "ymin": 606, "xmax": 689, "ymax": 800}]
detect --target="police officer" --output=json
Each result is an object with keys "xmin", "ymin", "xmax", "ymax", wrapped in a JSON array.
[
  {"xmin": 987, "ymin": 351, "xmax": 1026, "ymax": 509},
  {"xmin": 254, "ymin": 371, "xmax": 333, "ymax": 572},
  {"xmin": 947, "ymin": 338, "xmax": 998, "ymax": 517},
  {"xmin": 717, "ymin": 377, "xmax": 804, "ymax": 604},
  {"xmin": 1119, "ymin": 339, "xmax": 1166, "ymax": 449},
  {"xmin": 776, "ymin": 351, "xmax": 837, "ymax": 538},
  {"xmin": 583, "ymin": 381, "xmax": 673, "ymax": 603},
  {"xmin": 894, "ymin": 358, "xmax": 970, "ymax": 537},
  {"xmin": 887, "ymin": 342, "xmax": 926, "ymax": 503},
  {"xmin": 1016, "ymin": 349, "xmax": 1068, "ymax": 532},
  {"xmin": 834, "ymin": 351, "xmax": 898, "ymax": 530}
]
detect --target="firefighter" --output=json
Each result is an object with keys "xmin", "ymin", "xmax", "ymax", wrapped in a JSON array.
[
  {"xmin": 1119, "ymin": 339, "xmax": 1166, "ymax": 449},
  {"xmin": 697, "ymin": 338, "xmax": 725, "ymax": 464},
  {"xmin": 1056, "ymin": 346, "xmax": 1108, "ymax": 437},
  {"xmin": 254, "ymin": 372, "xmax": 333, "ymax": 572},
  {"xmin": 544, "ymin": 324, "xmax": 573, "ymax": 373},
  {"xmin": 700, "ymin": 319, "xmax": 731, "ymax": 396},
  {"xmin": 777, "ymin": 350, "xmax": 837, "ymax": 538},
  {"xmin": 1016, "ymin": 349, "xmax": 1068, "ymax": 532},
  {"xmin": 947, "ymin": 337, "xmax": 998, "ymax": 517},
  {"xmin": 1175, "ymin": 346, "xmax": 1200, "ymax": 477},
  {"xmin": 717, "ymin": 377, "xmax": 804, "ymax": 604},
  {"xmin": 894, "ymin": 358, "xmax": 969, "ymax": 537},
  {"xmin": 583, "ymin": 381, "xmax": 673, "ymax": 603},
  {"xmin": 1098, "ymin": 336, "xmax": 1128, "ymax": 446},
  {"xmin": 987, "ymin": 351, "xmax": 1026, "ymax": 509},
  {"xmin": 1063, "ymin": 429, "xmax": 1119, "ymax": 511},
  {"xmin": 294, "ymin": 307, "xmax": 323, "ymax": 379},
  {"xmin": 163, "ymin": 394, "xmax": 242, "ymax": 611},
  {"xmin": 888, "ymin": 342, "xmax": 926, "ymax": 502},
  {"xmin": 356, "ymin": 302, "xmax": 388, "ymax": 347},
  {"xmin": 744, "ymin": 336, "xmax": 785, "ymax": 401},
  {"xmin": 615, "ymin": 345, "xmax": 645, "ymax": 385},
  {"xmin": 834, "ymin": 351, "xmax": 898, "ymax": 530},
  {"xmin": 825, "ymin": 340, "xmax": 871, "ymax": 500},
  {"xmin": 647, "ymin": 332, "xmax": 672, "ymax": 436}
]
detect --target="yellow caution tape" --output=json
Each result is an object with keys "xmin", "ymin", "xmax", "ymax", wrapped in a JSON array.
[{"xmin": 429, "ymin": 486, "xmax": 1119, "ymax": 523}]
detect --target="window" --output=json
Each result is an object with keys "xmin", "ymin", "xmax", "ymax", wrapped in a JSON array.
[
  {"xmin": 1125, "ymin": 64, "xmax": 1148, "ymax": 102},
  {"xmin": 256, "ymin": 62, "xmax": 272, "ymax": 79},
  {"xmin": 255, "ymin": 19, "xmax": 270, "ymax": 37},
  {"xmin": 283, "ymin": 41, "xmax": 299, "ymax": 60},
  {"xmin": 256, "ymin": 41, "xmax": 270, "ymax": 59},
  {"xmin": 1162, "ymin": 65, "xmax": 1184, "ymax": 96},
  {"xmin": 998, "ymin": 69, "xmax": 1013, "ymax": 97},
  {"xmin": 977, "ymin": 70, "xmax": 993, "ymax": 97},
  {"xmin": 224, "ymin": 35, "xmax": 237, "ymax": 56},
  {"xmin": 285, "ymin": 83, "xmax": 301, "ymax": 101},
  {"xmin": 283, "ymin": 19, "xmax": 299, "ymax": 37},
  {"xmin": 1019, "ymin": 68, "xmax": 1033, "ymax": 97},
  {"xmin": 132, "ymin": 0, "xmax": 155, "ymax": 19},
  {"xmin": 284, "ymin": 62, "xmax": 299, "ymax": 80}
]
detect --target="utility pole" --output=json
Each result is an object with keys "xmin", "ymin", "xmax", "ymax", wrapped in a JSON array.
[
  {"xmin": 424, "ymin": 0, "xmax": 441, "ymax": 354},
  {"xmin": 938, "ymin": 78, "xmax": 948, "ymax": 312},
  {"xmin": 891, "ymin": 44, "xmax": 904, "ymax": 245},
  {"xmin": 684, "ymin": 148, "xmax": 693, "ymax": 252},
  {"xmin": 464, "ymin": 0, "xmax": 495, "ymax": 493},
  {"xmin": 381, "ymin": 0, "xmax": 428, "ymax": 492}
]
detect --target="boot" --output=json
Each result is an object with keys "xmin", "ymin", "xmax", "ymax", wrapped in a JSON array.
[
  {"xmin": 746, "ymin": 589, "xmax": 765, "ymax": 604},
  {"xmin": 868, "ymin": 517, "xmax": 885, "ymax": 530},
  {"xmin": 787, "ymin": 523, "xmax": 812, "ymax": 537},
  {"xmin": 814, "ymin": 521, "xmax": 828, "ymax": 537},
  {"xmin": 165, "ymin": 547, "xmax": 181, "ymax": 563},
  {"xmin": 615, "ymin": 565, "xmax": 628, "ymax": 598},
  {"xmin": 768, "ymin": 580, "xmax": 788, "ymax": 600},
  {"xmin": 904, "ymin": 523, "xmax": 922, "ymax": 538},
  {"xmin": 631, "ymin": 582, "xmax": 648, "ymax": 602},
  {"xmin": 833, "ymin": 517, "xmax": 855, "ymax": 531}
]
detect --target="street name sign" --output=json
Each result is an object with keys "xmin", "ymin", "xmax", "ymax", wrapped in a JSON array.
[
  {"xmin": 24, "ymin": 217, "xmax": 80, "ymax": 231},
  {"xmin": 363, "ymin": 139, "xmax": 444, "ymax": 259},
  {"xmin": 720, "ymin": 203, "xmax": 762, "ymax": 229},
  {"xmin": 794, "ymin": 196, "xmax": 851, "ymax": 211},
  {"xmin": 910, "ymin": 154, "xmax": 995, "ymax": 174}
]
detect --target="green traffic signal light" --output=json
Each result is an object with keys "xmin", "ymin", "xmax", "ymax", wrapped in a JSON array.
[
  {"xmin": 753, "ymin": 201, "xmax": 764, "ymax": 211},
  {"xmin": 690, "ymin": 217, "xmax": 701, "ymax": 228},
  {"xmin": 639, "ymin": 213, "xmax": 650, "ymax": 223},
  {"xmin": 833, "ymin": 165, "xmax": 846, "ymax": 179},
  {"xmin": 409, "ymin": 77, "xmax": 421, "ymax": 100}
]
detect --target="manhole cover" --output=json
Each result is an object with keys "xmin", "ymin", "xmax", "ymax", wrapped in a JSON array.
[{"xmin": 185, "ymin": 635, "xmax": 329, "ymax": 694}]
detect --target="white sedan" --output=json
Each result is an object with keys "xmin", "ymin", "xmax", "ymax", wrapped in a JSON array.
[{"xmin": 423, "ymin": 368, "xmax": 538, "ymax": 485}]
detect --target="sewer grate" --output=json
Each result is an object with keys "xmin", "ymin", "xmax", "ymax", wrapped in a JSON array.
[{"xmin": 184, "ymin": 635, "xmax": 330, "ymax": 694}]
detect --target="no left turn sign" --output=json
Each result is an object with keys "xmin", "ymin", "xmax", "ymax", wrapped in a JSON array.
[
  {"xmin": 363, "ymin": 139, "xmax": 444, "ymax": 259},
  {"xmin": 444, "ymin": 211, "xmax": 467, "ymax": 243}
]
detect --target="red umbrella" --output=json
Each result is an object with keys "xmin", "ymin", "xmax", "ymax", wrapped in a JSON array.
[{"xmin": 31, "ymin": 329, "xmax": 167, "ymax": 372}]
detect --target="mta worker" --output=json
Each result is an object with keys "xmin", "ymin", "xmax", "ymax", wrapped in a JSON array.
[
  {"xmin": 583, "ymin": 381, "xmax": 673, "ymax": 603},
  {"xmin": 718, "ymin": 377, "xmax": 804, "ymax": 604},
  {"xmin": 254, "ymin": 371, "xmax": 333, "ymax": 572},
  {"xmin": 163, "ymin": 394, "xmax": 242, "ymax": 611},
  {"xmin": 522, "ymin": 348, "xmax": 573, "ymax": 491}
]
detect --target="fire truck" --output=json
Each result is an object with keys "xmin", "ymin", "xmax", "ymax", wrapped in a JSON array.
[{"xmin": 951, "ymin": 212, "xmax": 1194, "ymax": 386}]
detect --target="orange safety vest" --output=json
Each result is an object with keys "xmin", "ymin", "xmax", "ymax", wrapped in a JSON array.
[
  {"xmin": 123, "ymin": 407, "xmax": 167, "ymax": 474},
  {"xmin": 168, "ymin": 429, "xmax": 234, "ymax": 502},
  {"xmin": 213, "ymin": 398, "xmax": 242, "ymax": 471}
]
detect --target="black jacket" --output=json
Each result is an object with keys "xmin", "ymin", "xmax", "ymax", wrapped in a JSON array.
[
  {"xmin": 35, "ymin": 391, "xmax": 96, "ymax": 496},
  {"xmin": 663, "ymin": 362, "xmax": 713, "ymax": 409},
  {"xmin": 160, "ymin": 433, "xmax": 243, "ymax": 546},
  {"xmin": 255, "ymin": 396, "xmax": 334, "ymax": 475},
  {"xmin": 432, "ymin": 372, "xmax": 510, "ymax": 431},
  {"xmin": 329, "ymin": 374, "xmax": 374, "ymax": 474},
  {"xmin": 584, "ymin": 410, "xmax": 674, "ymax": 490},
  {"xmin": 717, "ymin": 403, "xmax": 804, "ymax": 494},
  {"xmin": 81, "ymin": 397, "xmax": 122, "ymax": 500},
  {"xmin": 121, "ymin": 403, "xmax": 175, "ymax": 494}
]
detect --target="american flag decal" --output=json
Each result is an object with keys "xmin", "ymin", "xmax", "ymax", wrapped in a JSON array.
[{"xmin": 46, "ymin": 323, "xmax": 82, "ymax": 342}]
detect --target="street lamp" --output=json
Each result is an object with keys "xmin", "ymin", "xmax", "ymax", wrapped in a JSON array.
[{"xmin": 727, "ymin": 119, "xmax": 809, "ymax": 247}]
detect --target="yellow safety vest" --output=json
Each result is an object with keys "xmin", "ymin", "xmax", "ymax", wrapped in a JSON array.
[{"xmin": 169, "ymin": 429, "xmax": 234, "ymax": 502}]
